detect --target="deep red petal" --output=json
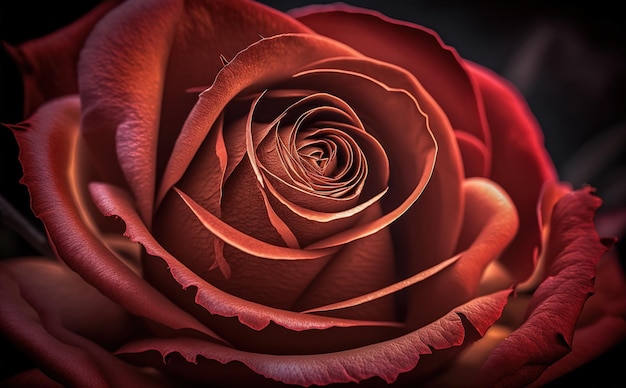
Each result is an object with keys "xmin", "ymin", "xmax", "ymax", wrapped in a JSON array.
[
  {"xmin": 478, "ymin": 188, "xmax": 611, "ymax": 387},
  {"xmin": 455, "ymin": 130, "xmax": 491, "ymax": 178},
  {"xmin": 407, "ymin": 178, "xmax": 519, "ymax": 327},
  {"xmin": 292, "ymin": 4, "xmax": 491, "ymax": 150},
  {"xmin": 468, "ymin": 62, "xmax": 558, "ymax": 281},
  {"xmin": 115, "ymin": 290, "xmax": 511, "ymax": 386},
  {"xmin": 0, "ymin": 258, "xmax": 173, "ymax": 387},
  {"xmin": 156, "ymin": 33, "xmax": 361, "ymax": 206},
  {"xmin": 528, "ymin": 245, "xmax": 626, "ymax": 386},
  {"xmin": 78, "ymin": 0, "xmax": 313, "ymax": 225},
  {"xmin": 11, "ymin": 96, "xmax": 225, "ymax": 340}
]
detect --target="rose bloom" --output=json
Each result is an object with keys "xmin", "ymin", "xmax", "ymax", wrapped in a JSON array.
[{"xmin": 1, "ymin": 0, "xmax": 625, "ymax": 387}]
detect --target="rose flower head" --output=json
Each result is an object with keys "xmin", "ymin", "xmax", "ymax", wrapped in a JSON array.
[{"xmin": 1, "ymin": 1, "xmax": 625, "ymax": 387}]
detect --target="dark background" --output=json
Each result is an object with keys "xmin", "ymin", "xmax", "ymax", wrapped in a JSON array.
[{"xmin": 1, "ymin": 0, "xmax": 625, "ymax": 385}]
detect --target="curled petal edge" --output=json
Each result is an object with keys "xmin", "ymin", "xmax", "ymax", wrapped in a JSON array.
[
  {"xmin": 115, "ymin": 289, "xmax": 513, "ymax": 386},
  {"xmin": 90, "ymin": 182, "xmax": 404, "ymax": 331}
]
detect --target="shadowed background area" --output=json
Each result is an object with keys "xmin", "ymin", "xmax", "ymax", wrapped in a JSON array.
[{"xmin": 1, "ymin": 0, "xmax": 624, "ymax": 385}]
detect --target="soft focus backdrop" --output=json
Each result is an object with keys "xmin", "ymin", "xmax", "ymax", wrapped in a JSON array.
[{"xmin": 1, "ymin": 0, "xmax": 624, "ymax": 385}]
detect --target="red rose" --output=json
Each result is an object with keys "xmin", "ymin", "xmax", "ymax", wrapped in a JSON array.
[{"xmin": 1, "ymin": 1, "xmax": 624, "ymax": 387}]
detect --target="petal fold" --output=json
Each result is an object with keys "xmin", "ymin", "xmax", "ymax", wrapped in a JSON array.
[
  {"xmin": 115, "ymin": 290, "xmax": 512, "ymax": 387},
  {"xmin": 12, "ymin": 96, "xmax": 223, "ymax": 341},
  {"xmin": 478, "ymin": 188, "xmax": 612, "ymax": 387}
]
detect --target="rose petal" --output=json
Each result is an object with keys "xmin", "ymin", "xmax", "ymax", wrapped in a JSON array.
[
  {"xmin": 291, "ymin": 203, "xmax": 400, "ymax": 321},
  {"xmin": 298, "ymin": 254, "xmax": 461, "ymax": 317},
  {"xmin": 115, "ymin": 290, "xmax": 512, "ymax": 386},
  {"xmin": 78, "ymin": 0, "xmax": 313, "ymax": 225},
  {"xmin": 527, "ymin": 244, "xmax": 626, "ymax": 386},
  {"xmin": 1, "ymin": 369, "xmax": 63, "ymax": 388},
  {"xmin": 173, "ymin": 186, "xmax": 337, "ymax": 260},
  {"xmin": 468, "ymin": 62, "xmax": 558, "ymax": 281},
  {"xmin": 454, "ymin": 130, "xmax": 491, "ymax": 178},
  {"xmin": 292, "ymin": 4, "xmax": 491, "ymax": 150},
  {"xmin": 3, "ymin": 0, "xmax": 119, "ymax": 118},
  {"xmin": 478, "ymin": 187, "xmax": 612, "ymax": 387},
  {"xmin": 1, "ymin": 258, "xmax": 134, "ymax": 348},
  {"xmin": 280, "ymin": 68, "xmax": 437, "ymax": 250},
  {"xmin": 90, "ymin": 181, "xmax": 405, "ymax": 333},
  {"xmin": 293, "ymin": 56, "xmax": 465, "ymax": 295},
  {"xmin": 406, "ymin": 177, "xmax": 519, "ymax": 327},
  {"xmin": 517, "ymin": 180, "xmax": 572, "ymax": 292},
  {"xmin": 0, "ymin": 258, "xmax": 173, "ymax": 387},
  {"xmin": 11, "ymin": 96, "xmax": 224, "ymax": 341},
  {"xmin": 156, "ymin": 33, "xmax": 362, "ymax": 207}
]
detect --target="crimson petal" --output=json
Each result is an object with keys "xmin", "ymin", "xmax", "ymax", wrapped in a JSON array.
[
  {"xmin": 11, "ymin": 96, "xmax": 222, "ymax": 341},
  {"xmin": 90, "ymin": 181, "xmax": 403, "ymax": 332},
  {"xmin": 468, "ymin": 63, "xmax": 558, "ymax": 281},
  {"xmin": 0, "ymin": 258, "xmax": 173, "ymax": 387},
  {"xmin": 478, "ymin": 188, "xmax": 612, "ymax": 387},
  {"xmin": 116, "ymin": 290, "xmax": 512, "ymax": 386}
]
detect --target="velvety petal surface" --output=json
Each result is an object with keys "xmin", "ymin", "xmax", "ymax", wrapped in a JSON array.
[
  {"xmin": 468, "ymin": 63, "xmax": 558, "ymax": 281},
  {"xmin": 478, "ymin": 188, "xmax": 612, "ymax": 387},
  {"xmin": 406, "ymin": 177, "xmax": 518, "ymax": 327},
  {"xmin": 292, "ymin": 4, "xmax": 490, "ymax": 149},
  {"xmin": 527, "ymin": 244, "xmax": 626, "ymax": 387},
  {"xmin": 78, "ymin": 0, "xmax": 313, "ymax": 225},
  {"xmin": 115, "ymin": 289, "xmax": 512, "ymax": 387},
  {"xmin": 11, "ymin": 96, "xmax": 223, "ymax": 341},
  {"xmin": 90, "ymin": 182, "xmax": 407, "ymax": 344},
  {"xmin": 0, "ymin": 258, "xmax": 172, "ymax": 387}
]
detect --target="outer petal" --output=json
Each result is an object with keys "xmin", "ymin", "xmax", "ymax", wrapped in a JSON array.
[
  {"xmin": 11, "ymin": 96, "xmax": 224, "ymax": 341},
  {"xmin": 0, "ymin": 258, "xmax": 172, "ymax": 387},
  {"xmin": 116, "ymin": 289, "xmax": 512, "ymax": 387},
  {"xmin": 294, "ymin": 4, "xmax": 558, "ymax": 282},
  {"xmin": 287, "ymin": 15, "xmax": 467, "ymax": 288},
  {"xmin": 478, "ymin": 188, "xmax": 612, "ymax": 387},
  {"xmin": 407, "ymin": 177, "xmax": 518, "ymax": 327},
  {"xmin": 528, "ymin": 248, "xmax": 626, "ymax": 387},
  {"xmin": 3, "ymin": 0, "xmax": 120, "ymax": 118},
  {"xmin": 78, "ymin": 0, "xmax": 313, "ymax": 224},
  {"xmin": 468, "ymin": 62, "xmax": 558, "ymax": 280},
  {"xmin": 91, "ymin": 181, "xmax": 409, "ymax": 356},
  {"xmin": 292, "ymin": 4, "xmax": 491, "ymax": 150}
]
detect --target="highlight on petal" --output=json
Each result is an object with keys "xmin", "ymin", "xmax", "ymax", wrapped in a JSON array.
[
  {"xmin": 174, "ymin": 187, "xmax": 337, "ymax": 260},
  {"xmin": 468, "ymin": 62, "xmax": 558, "ymax": 281},
  {"xmin": 478, "ymin": 187, "xmax": 612, "ymax": 387},
  {"xmin": 406, "ymin": 177, "xmax": 519, "ymax": 328},
  {"xmin": 115, "ymin": 290, "xmax": 512, "ymax": 387},
  {"xmin": 90, "ymin": 181, "xmax": 404, "ymax": 333},
  {"xmin": 156, "ymin": 33, "xmax": 362, "ymax": 206},
  {"xmin": 11, "ymin": 96, "xmax": 222, "ymax": 341},
  {"xmin": 300, "ymin": 254, "xmax": 461, "ymax": 314}
]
